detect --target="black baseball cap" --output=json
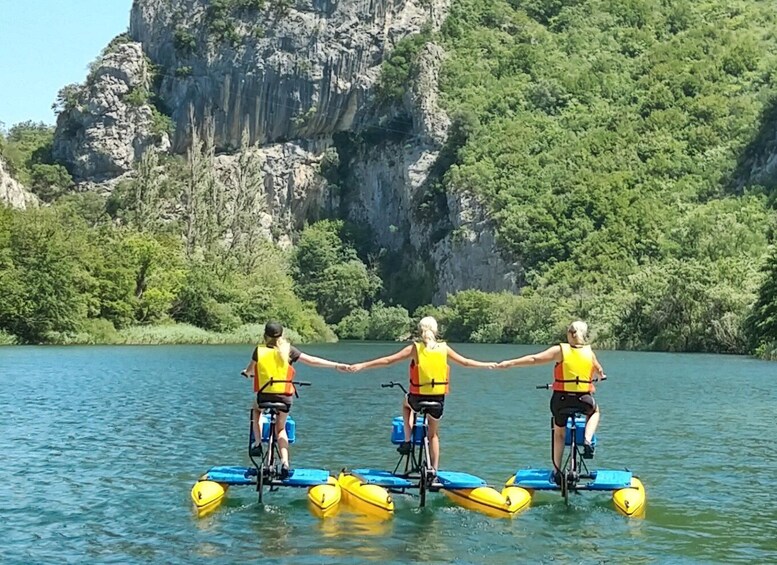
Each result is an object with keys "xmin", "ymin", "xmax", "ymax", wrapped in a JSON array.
[{"xmin": 264, "ymin": 321, "xmax": 284, "ymax": 338}]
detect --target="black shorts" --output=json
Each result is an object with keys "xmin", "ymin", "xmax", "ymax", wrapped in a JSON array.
[
  {"xmin": 550, "ymin": 391, "xmax": 596, "ymax": 427},
  {"xmin": 406, "ymin": 393, "xmax": 445, "ymax": 420},
  {"xmin": 256, "ymin": 393, "xmax": 293, "ymax": 413}
]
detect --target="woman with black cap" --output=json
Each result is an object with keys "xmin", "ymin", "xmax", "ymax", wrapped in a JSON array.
[{"xmin": 242, "ymin": 321, "xmax": 349, "ymax": 477}]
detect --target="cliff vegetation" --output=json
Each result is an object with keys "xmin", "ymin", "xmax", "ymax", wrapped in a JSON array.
[{"xmin": 1, "ymin": 0, "xmax": 776, "ymax": 357}]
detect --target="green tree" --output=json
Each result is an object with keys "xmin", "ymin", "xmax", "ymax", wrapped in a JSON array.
[
  {"xmin": 0, "ymin": 208, "xmax": 91, "ymax": 342},
  {"xmin": 119, "ymin": 232, "xmax": 186, "ymax": 323},
  {"xmin": 747, "ymin": 246, "xmax": 777, "ymax": 357},
  {"xmin": 292, "ymin": 220, "xmax": 381, "ymax": 324},
  {"xmin": 366, "ymin": 304, "xmax": 412, "ymax": 340},
  {"xmin": 0, "ymin": 121, "xmax": 73, "ymax": 198},
  {"xmin": 336, "ymin": 308, "xmax": 370, "ymax": 339}
]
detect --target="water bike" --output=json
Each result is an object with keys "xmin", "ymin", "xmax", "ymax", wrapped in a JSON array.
[
  {"xmin": 504, "ymin": 380, "xmax": 645, "ymax": 517},
  {"xmin": 337, "ymin": 381, "xmax": 531, "ymax": 519},
  {"xmin": 191, "ymin": 380, "xmax": 340, "ymax": 517}
]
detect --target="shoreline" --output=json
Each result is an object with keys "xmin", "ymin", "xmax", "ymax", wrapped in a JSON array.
[{"xmin": 1, "ymin": 323, "xmax": 774, "ymax": 360}]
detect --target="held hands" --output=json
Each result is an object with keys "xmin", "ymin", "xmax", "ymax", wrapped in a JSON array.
[
  {"xmin": 495, "ymin": 360, "xmax": 512, "ymax": 369},
  {"xmin": 347, "ymin": 363, "xmax": 365, "ymax": 373},
  {"xmin": 335, "ymin": 363, "xmax": 352, "ymax": 373}
]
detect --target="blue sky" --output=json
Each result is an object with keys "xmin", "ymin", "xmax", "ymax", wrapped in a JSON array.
[{"xmin": 0, "ymin": 0, "xmax": 133, "ymax": 128}]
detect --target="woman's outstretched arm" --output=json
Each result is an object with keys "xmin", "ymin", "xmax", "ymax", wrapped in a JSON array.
[
  {"xmin": 591, "ymin": 352, "xmax": 606, "ymax": 380},
  {"xmin": 447, "ymin": 347, "xmax": 497, "ymax": 369},
  {"xmin": 298, "ymin": 353, "xmax": 350, "ymax": 371},
  {"xmin": 497, "ymin": 345, "xmax": 561, "ymax": 369},
  {"xmin": 349, "ymin": 345, "xmax": 414, "ymax": 372}
]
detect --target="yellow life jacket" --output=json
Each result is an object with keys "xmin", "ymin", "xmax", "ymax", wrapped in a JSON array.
[
  {"xmin": 409, "ymin": 342, "xmax": 450, "ymax": 395},
  {"xmin": 553, "ymin": 343, "xmax": 594, "ymax": 393},
  {"xmin": 254, "ymin": 345, "xmax": 295, "ymax": 395}
]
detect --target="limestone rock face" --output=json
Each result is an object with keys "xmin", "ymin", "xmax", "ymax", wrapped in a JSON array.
[
  {"xmin": 212, "ymin": 139, "xmax": 331, "ymax": 249},
  {"xmin": 52, "ymin": 41, "xmax": 170, "ymax": 181},
  {"xmin": 407, "ymin": 42, "xmax": 451, "ymax": 146},
  {"xmin": 0, "ymin": 159, "xmax": 38, "ymax": 210},
  {"xmin": 47, "ymin": 0, "xmax": 518, "ymax": 302},
  {"xmin": 344, "ymin": 42, "xmax": 518, "ymax": 301},
  {"xmin": 130, "ymin": 0, "xmax": 450, "ymax": 150}
]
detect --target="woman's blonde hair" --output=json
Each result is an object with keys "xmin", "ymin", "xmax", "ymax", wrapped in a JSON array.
[
  {"xmin": 418, "ymin": 316, "xmax": 439, "ymax": 349},
  {"xmin": 265, "ymin": 335, "xmax": 291, "ymax": 363},
  {"xmin": 567, "ymin": 320, "xmax": 589, "ymax": 345}
]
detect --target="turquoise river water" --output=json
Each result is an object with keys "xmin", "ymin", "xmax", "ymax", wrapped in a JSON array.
[{"xmin": 1, "ymin": 343, "xmax": 776, "ymax": 563}]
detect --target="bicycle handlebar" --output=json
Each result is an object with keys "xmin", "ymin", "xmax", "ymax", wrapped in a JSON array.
[
  {"xmin": 242, "ymin": 372, "xmax": 313, "ymax": 393},
  {"xmin": 381, "ymin": 381, "xmax": 408, "ymax": 394}
]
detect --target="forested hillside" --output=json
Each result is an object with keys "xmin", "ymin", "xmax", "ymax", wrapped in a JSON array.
[
  {"xmin": 381, "ymin": 0, "xmax": 777, "ymax": 354},
  {"xmin": 1, "ymin": 0, "xmax": 776, "ymax": 357}
]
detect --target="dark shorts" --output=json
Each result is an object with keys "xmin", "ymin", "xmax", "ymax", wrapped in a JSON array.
[
  {"xmin": 256, "ymin": 393, "xmax": 293, "ymax": 413},
  {"xmin": 406, "ymin": 393, "xmax": 445, "ymax": 420},
  {"xmin": 550, "ymin": 391, "xmax": 596, "ymax": 427}
]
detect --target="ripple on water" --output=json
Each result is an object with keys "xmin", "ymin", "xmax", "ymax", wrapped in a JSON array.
[{"xmin": 2, "ymin": 345, "xmax": 776, "ymax": 563}]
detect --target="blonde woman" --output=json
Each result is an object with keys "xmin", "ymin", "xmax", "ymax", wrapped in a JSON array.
[
  {"xmin": 350, "ymin": 316, "xmax": 496, "ymax": 472},
  {"xmin": 242, "ymin": 321, "xmax": 349, "ymax": 478},
  {"xmin": 497, "ymin": 320, "xmax": 606, "ymax": 484}
]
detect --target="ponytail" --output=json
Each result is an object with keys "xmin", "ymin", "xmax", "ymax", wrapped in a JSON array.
[
  {"xmin": 265, "ymin": 335, "xmax": 291, "ymax": 364},
  {"xmin": 418, "ymin": 316, "xmax": 439, "ymax": 349},
  {"xmin": 276, "ymin": 337, "xmax": 291, "ymax": 364}
]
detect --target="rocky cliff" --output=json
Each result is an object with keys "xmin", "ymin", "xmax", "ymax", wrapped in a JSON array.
[
  {"xmin": 52, "ymin": 41, "xmax": 170, "ymax": 181},
  {"xmin": 343, "ymin": 42, "xmax": 517, "ymax": 301},
  {"xmin": 0, "ymin": 159, "xmax": 38, "ymax": 210},
  {"xmin": 129, "ymin": 0, "xmax": 448, "ymax": 150},
  {"xmin": 51, "ymin": 0, "xmax": 517, "ymax": 303}
]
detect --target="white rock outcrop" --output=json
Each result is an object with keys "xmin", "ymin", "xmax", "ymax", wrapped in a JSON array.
[
  {"xmin": 52, "ymin": 41, "xmax": 170, "ymax": 181},
  {"xmin": 0, "ymin": 159, "xmax": 38, "ymax": 210},
  {"xmin": 130, "ymin": 0, "xmax": 450, "ymax": 149}
]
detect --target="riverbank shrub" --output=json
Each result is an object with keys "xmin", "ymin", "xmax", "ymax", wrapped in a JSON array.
[
  {"xmin": 747, "ymin": 246, "xmax": 777, "ymax": 358},
  {"xmin": 0, "ymin": 330, "xmax": 18, "ymax": 345},
  {"xmin": 336, "ymin": 304, "xmax": 412, "ymax": 341}
]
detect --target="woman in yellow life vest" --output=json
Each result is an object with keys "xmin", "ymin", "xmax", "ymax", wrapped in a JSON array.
[
  {"xmin": 497, "ymin": 320, "xmax": 606, "ymax": 484},
  {"xmin": 242, "ymin": 321, "xmax": 349, "ymax": 478},
  {"xmin": 350, "ymin": 316, "xmax": 496, "ymax": 472}
]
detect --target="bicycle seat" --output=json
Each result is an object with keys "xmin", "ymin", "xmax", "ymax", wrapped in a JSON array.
[
  {"xmin": 416, "ymin": 400, "xmax": 442, "ymax": 412},
  {"xmin": 258, "ymin": 401, "xmax": 288, "ymax": 412},
  {"xmin": 558, "ymin": 407, "xmax": 585, "ymax": 419}
]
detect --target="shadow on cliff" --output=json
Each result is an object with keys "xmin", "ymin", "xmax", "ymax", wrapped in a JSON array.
[{"xmin": 730, "ymin": 93, "xmax": 777, "ymax": 207}]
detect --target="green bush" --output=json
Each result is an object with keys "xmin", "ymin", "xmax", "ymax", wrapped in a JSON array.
[
  {"xmin": 747, "ymin": 246, "xmax": 777, "ymax": 354},
  {"xmin": 173, "ymin": 27, "xmax": 197, "ymax": 55},
  {"xmin": 103, "ymin": 32, "xmax": 132, "ymax": 55},
  {"xmin": 0, "ymin": 330, "xmax": 18, "ymax": 345},
  {"xmin": 150, "ymin": 107, "xmax": 174, "ymax": 138},
  {"xmin": 366, "ymin": 304, "xmax": 412, "ymax": 340},
  {"xmin": 376, "ymin": 31, "xmax": 432, "ymax": 105},
  {"xmin": 125, "ymin": 86, "xmax": 150, "ymax": 107},
  {"xmin": 336, "ymin": 308, "xmax": 370, "ymax": 340},
  {"xmin": 29, "ymin": 163, "xmax": 73, "ymax": 202},
  {"xmin": 292, "ymin": 221, "xmax": 381, "ymax": 324}
]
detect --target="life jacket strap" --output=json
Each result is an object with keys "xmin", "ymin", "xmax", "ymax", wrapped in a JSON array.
[
  {"xmin": 409, "ymin": 379, "xmax": 449, "ymax": 388},
  {"xmin": 553, "ymin": 376, "xmax": 593, "ymax": 384}
]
